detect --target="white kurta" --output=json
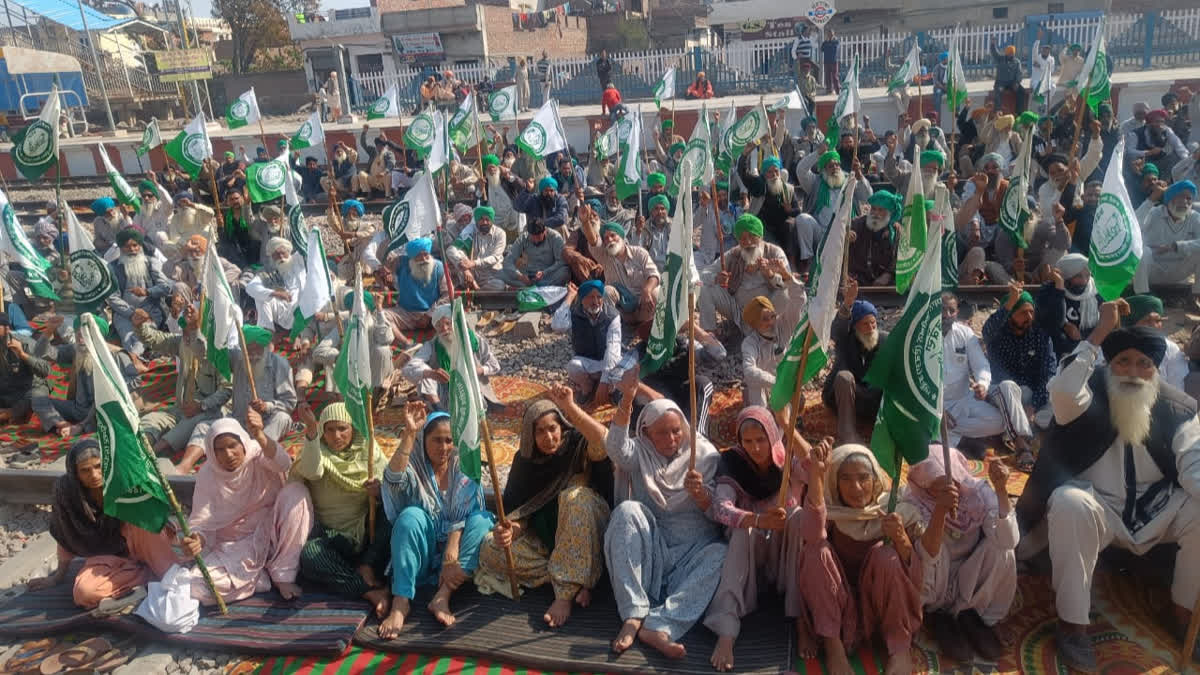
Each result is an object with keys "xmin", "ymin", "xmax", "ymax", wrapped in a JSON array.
[{"xmin": 245, "ymin": 264, "xmax": 305, "ymax": 331}]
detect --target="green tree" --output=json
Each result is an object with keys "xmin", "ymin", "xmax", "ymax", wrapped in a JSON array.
[{"xmin": 212, "ymin": 0, "xmax": 297, "ymax": 74}]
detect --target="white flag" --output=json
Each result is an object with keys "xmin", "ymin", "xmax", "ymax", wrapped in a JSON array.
[
  {"xmin": 486, "ymin": 85, "xmax": 518, "ymax": 122},
  {"xmin": 769, "ymin": 89, "xmax": 809, "ymax": 115},
  {"xmin": 517, "ymin": 99, "xmax": 567, "ymax": 159},
  {"xmin": 1089, "ymin": 138, "xmax": 1142, "ymax": 300},
  {"xmin": 164, "ymin": 113, "xmax": 212, "ymax": 178},
  {"xmin": 333, "ymin": 268, "xmax": 374, "ymax": 435},
  {"xmin": 291, "ymin": 111, "xmax": 325, "ymax": 150},
  {"xmin": 382, "ymin": 170, "xmax": 440, "ymax": 256},
  {"xmin": 367, "ymin": 83, "xmax": 402, "ymax": 121},
  {"xmin": 226, "ymin": 88, "xmax": 261, "ymax": 129},
  {"xmin": 426, "ymin": 110, "xmax": 450, "ymax": 174},
  {"xmin": 64, "ymin": 203, "xmax": 94, "ymax": 251},
  {"xmin": 201, "ymin": 236, "xmax": 243, "ymax": 380},
  {"xmin": 653, "ymin": 67, "xmax": 676, "ymax": 108},
  {"xmin": 97, "ymin": 143, "xmax": 141, "ymax": 212},
  {"xmin": 298, "ymin": 226, "xmax": 334, "ymax": 319},
  {"xmin": 670, "ymin": 102, "xmax": 714, "ymax": 197}
]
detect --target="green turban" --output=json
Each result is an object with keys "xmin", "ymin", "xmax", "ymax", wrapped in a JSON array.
[
  {"xmin": 733, "ymin": 213, "xmax": 764, "ymax": 239},
  {"xmin": 817, "ymin": 150, "xmax": 841, "ymax": 170},
  {"xmin": 600, "ymin": 222, "xmax": 625, "ymax": 238},
  {"xmin": 137, "ymin": 180, "xmax": 156, "ymax": 194},
  {"xmin": 920, "ymin": 149, "xmax": 946, "ymax": 168},
  {"xmin": 1143, "ymin": 163, "xmax": 1160, "ymax": 177},
  {"xmin": 115, "ymin": 228, "xmax": 144, "ymax": 247},
  {"xmin": 648, "ymin": 194, "xmax": 670, "ymax": 211},
  {"xmin": 867, "ymin": 190, "xmax": 903, "ymax": 222},
  {"xmin": 242, "ymin": 325, "xmax": 273, "ymax": 346},
  {"xmin": 1012, "ymin": 291, "xmax": 1035, "ymax": 314},
  {"xmin": 1123, "ymin": 294, "xmax": 1164, "ymax": 327},
  {"xmin": 648, "ymin": 172, "xmax": 667, "ymax": 187},
  {"xmin": 473, "ymin": 205, "xmax": 495, "ymax": 222},
  {"xmin": 1015, "ymin": 111, "xmax": 1040, "ymax": 130},
  {"xmin": 668, "ymin": 142, "xmax": 686, "ymax": 156},
  {"xmin": 661, "ymin": 119, "xmax": 674, "ymax": 130},
  {"xmin": 74, "ymin": 313, "xmax": 110, "ymax": 337},
  {"xmin": 343, "ymin": 290, "xmax": 377, "ymax": 312},
  {"xmin": 481, "ymin": 154, "xmax": 500, "ymax": 168},
  {"xmin": 715, "ymin": 180, "xmax": 729, "ymax": 191}
]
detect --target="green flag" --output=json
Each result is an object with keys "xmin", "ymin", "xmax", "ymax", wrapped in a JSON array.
[
  {"xmin": 1073, "ymin": 26, "xmax": 1110, "ymax": 114},
  {"xmin": 333, "ymin": 268, "xmax": 373, "ymax": 437},
  {"xmin": 895, "ymin": 165, "xmax": 928, "ymax": 294},
  {"xmin": 669, "ymin": 102, "xmax": 715, "ymax": 199},
  {"xmin": 81, "ymin": 313, "xmax": 170, "ymax": 533},
  {"xmin": 448, "ymin": 296, "xmax": 485, "ymax": 482},
  {"xmin": 98, "ymin": 143, "xmax": 142, "ymax": 213},
  {"xmin": 225, "ymin": 88, "xmax": 260, "ymax": 129},
  {"xmin": 487, "ymin": 85, "xmax": 518, "ymax": 122},
  {"xmin": 1089, "ymin": 138, "xmax": 1141, "ymax": 300},
  {"xmin": 641, "ymin": 161, "xmax": 695, "ymax": 375},
  {"xmin": 720, "ymin": 105, "xmax": 770, "ymax": 172},
  {"xmin": 246, "ymin": 148, "xmax": 290, "ymax": 203},
  {"xmin": 0, "ymin": 188, "xmax": 58, "ymax": 301},
  {"xmin": 449, "ymin": 94, "xmax": 484, "ymax": 152},
  {"xmin": 942, "ymin": 226, "xmax": 959, "ymax": 292},
  {"xmin": 367, "ymin": 83, "xmax": 402, "ymax": 121},
  {"xmin": 516, "ymin": 286, "xmax": 568, "ymax": 312},
  {"xmin": 863, "ymin": 217, "xmax": 943, "ymax": 479},
  {"xmin": 827, "ymin": 54, "xmax": 860, "ymax": 140},
  {"xmin": 999, "ymin": 127, "xmax": 1033, "ymax": 249},
  {"xmin": 10, "ymin": 86, "xmax": 59, "ymax": 181},
  {"xmin": 517, "ymin": 99, "xmax": 567, "ymax": 159},
  {"xmin": 164, "ymin": 114, "xmax": 212, "ymax": 178},
  {"xmin": 290, "ymin": 111, "xmax": 325, "ymax": 150},
  {"xmin": 946, "ymin": 27, "xmax": 969, "ymax": 114},
  {"xmin": 887, "ymin": 42, "xmax": 920, "ymax": 94},
  {"xmin": 201, "ymin": 240, "xmax": 240, "ymax": 380},
  {"xmin": 615, "ymin": 108, "xmax": 643, "ymax": 201},
  {"xmin": 136, "ymin": 119, "xmax": 161, "ymax": 158},
  {"xmin": 653, "ymin": 67, "xmax": 676, "ymax": 109},
  {"xmin": 404, "ymin": 108, "xmax": 438, "ymax": 159}
]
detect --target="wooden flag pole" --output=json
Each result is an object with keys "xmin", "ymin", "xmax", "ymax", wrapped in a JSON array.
[
  {"xmin": 323, "ymin": 140, "xmax": 346, "ymax": 237},
  {"xmin": 365, "ymin": 387, "xmax": 377, "ymax": 542},
  {"xmin": 234, "ymin": 322, "xmax": 260, "ymax": 401},
  {"xmin": 1181, "ymin": 594, "xmax": 1200, "ymax": 671},
  {"xmin": 1069, "ymin": 68, "xmax": 1092, "ymax": 160},
  {"xmin": 256, "ymin": 116, "xmax": 270, "ymax": 160},
  {"xmin": 208, "ymin": 166, "xmax": 225, "ymax": 232},
  {"xmin": 480, "ymin": 417, "xmax": 521, "ymax": 600},
  {"xmin": 711, "ymin": 178, "xmax": 725, "ymax": 273},
  {"xmin": 777, "ymin": 326, "xmax": 813, "ymax": 508},
  {"xmin": 687, "ymin": 290, "xmax": 698, "ymax": 470}
]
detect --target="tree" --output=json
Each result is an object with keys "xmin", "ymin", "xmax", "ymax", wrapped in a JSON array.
[{"xmin": 212, "ymin": 0, "xmax": 297, "ymax": 74}]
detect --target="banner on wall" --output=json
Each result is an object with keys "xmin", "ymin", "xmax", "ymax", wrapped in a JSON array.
[{"xmin": 391, "ymin": 32, "xmax": 445, "ymax": 62}]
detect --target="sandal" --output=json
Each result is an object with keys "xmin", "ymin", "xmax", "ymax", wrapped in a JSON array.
[
  {"xmin": 1016, "ymin": 449, "xmax": 1035, "ymax": 473},
  {"xmin": 39, "ymin": 637, "xmax": 111, "ymax": 675},
  {"xmin": 0, "ymin": 638, "xmax": 57, "ymax": 673}
]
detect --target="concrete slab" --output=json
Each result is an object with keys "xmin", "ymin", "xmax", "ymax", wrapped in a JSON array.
[
  {"xmin": 512, "ymin": 312, "xmax": 542, "ymax": 339},
  {"xmin": 0, "ymin": 532, "xmax": 55, "ymax": 589}
]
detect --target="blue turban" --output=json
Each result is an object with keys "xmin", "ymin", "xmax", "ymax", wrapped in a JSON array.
[
  {"xmin": 256, "ymin": 146, "xmax": 266, "ymax": 155},
  {"xmin": 939, "ymin": 51, "xmax": 948, "ymax": 61},
  {"xmin": 91, "ymin": 197, "xmax": 116, "ymax": 215},
  {"xmin": 1164, "ymin": 180, "xmax": 1197, "ymax": 204},
  {"xmin": 850, "ymin": 300, "xmax": 878, "ymax": 326},
  {"xmin": 578, "ymin": 279, "xmax": 605, "ymax": 300},
  {"xmin": 341, "ymin": 199, "xmax": 365, "ymax": 217},
  {"xmin": 425, "ymin": 410, "xmax": 451, "ymax": 430},
  {"xmin": 538, "ymin": 176, "xmax": 559, "ymax": 192},
  {"xmin": 173, "ymin": 190, "xmax": 194, "ymax": 203},
  {"xmin": 585, "ymin": 198, "xmax": 604, "ymax": 214},
  {"xmin": 761, "ymin": 156, "xmax": 783, "ymax": 172},
  {"xmin": 406, "ymin": 237, "xmax": 433, "ymax": 257}
]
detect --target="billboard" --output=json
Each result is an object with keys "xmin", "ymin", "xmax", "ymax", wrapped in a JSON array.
[
  {"xmin": 150, "ymin": 49, "xmax": 212, "ymax": 82},
  {"xmin": 391, "ymin": 33, "xmax": 444, "ymax": 62}
]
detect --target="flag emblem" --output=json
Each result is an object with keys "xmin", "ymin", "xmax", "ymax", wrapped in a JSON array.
[
  {"xmin": 408, "ymin": 117, "xmax": 434, "ymax": 145},
  {"xmin": 69, "ymin": 250, "xmax": 115, "ymax": 308},
  {"xmin": 1091, "ymin": 193, "xmax": 1135, "ymax": 266},
  {"xmin": 681, "ymin": 141, "xmax": 708, "ymax": 174},
  {"xmin": 14, "ymin": 121, "xmax": 54, "ymax": 167},
  {"xmin": 730, "ymin": 114, "xmax": 763, "ymax": 146},
  {"xmin": 1000, "ymin": 175, "xmax": 1030, "ymax": 241},
  {"xmin": 296, "ymin": 122, "xmax": 314, "ymax": 142},
  {"xmin": 288, "ymin": 204, "xmax": 307, "ymax": 256},
  {"xmin": 488, "ymin": 91, "xmax": 511, "ymax": 117},
  {"xmin": 383, "ymin": 201, "xmax": 411, "ymax": 253},
  {"xmin": 523, "ymin": 122, "xmax": 548, "ymax": 155},
  {"xmin": 183, "ymin": 133, "xmax": 209, "ymax": 166},
  {"xmin": 230, "ymin": 99, "xmax": 250, "ymax": 121},
  {"xmin": 905, "ymin": 299, "xmax": 943, "ymax": 418},
  {"xmin": 370, "ymin": 97, "xmax": 390, "ymax": 116},
  {"xmin": 256, "ymin": 162, "xmax": 287, "ymax": 192}
]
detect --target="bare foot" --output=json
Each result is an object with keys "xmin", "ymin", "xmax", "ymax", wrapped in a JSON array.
[
  {"xmin": 53, "ymin": 422, "xmax": 70, "ymax": 439},
  {"xmin": 544, "ymin": 597, "xmax": 572, "ymax": 628},
  {"xmin": 275, "ymin": 580, "xmax": 302, "ymax": 601},
  {"xmin": 638, "ymin": 627, "xmax": 686, "ymax": 659},
  {"xmin": 795, "ymin": 620, "xmax": 819, "ymax": 660},
  {"xmin": 427, "ymin": 587, "xmax": 456, "ymax": 627},
  {"xmin": 824, "ymin": 636, "xmax": 854, "ymax": 675},
  {"xmin": 612, "ymin": 618, "xmax": 642, "ymax": 654},
  {"xmin": 363, "ymin": 588, "xmax": 390, "ymax": 619},
  {"xmin": 884, "ymin": 648, "xmax": 913, "ymax": 675},
  {"xmin": 710, "ymin": 635, "xmax": 735, "ymax": 671},
  {"xmin": 378, "ymin": 596, "xmax": 410, "ymax": 639},
  {"xmin": 175, "ymin": 445, "xmax": 205, "ymax": 474},
  {"xmin": 575, "ymin": 587, "xmax": 591, "ymax": 608},
  {"xmin": 358, "ymin": 563, "xmax": 383, "ymax": 589}
]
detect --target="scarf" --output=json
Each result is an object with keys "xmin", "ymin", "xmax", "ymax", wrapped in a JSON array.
[
  {"xmin": 49, "ymin": 440, "xmax": 128, "ymax": 558},
  {"xmin": 434, "ymin": 330, "xmax": 480, "ymax": 372},
  {"xmin": 384, "ymin": 414, "xmax": 477, "ymax": 532},
  {"xmin": 616, "ymin": 399, "xmax": 720, "ymax": 512},
  {"xmin": 715, "ymin": 406, "xmax": 785, "ymax": 501},
  {"xmin": 189, "ymin": 418, "xmax": 285, "ymax": 537},
  {"xmin": 902, "ymin": 445, "xmax": 995, "ymax": 537},
  {"xmin": 1065, "ymin": 278, "xmax": 1100, "ymax": 333},
  {"xmin": 812, "ymin": 174, "xmax": 842, "ymax": 219},
  {"xmin": 823, "ymin": 444, "xmax": 922, "ymax": 541},
  {"xmin": 307, "ymin": 403, "xmax": 386, "ymax": 547}
]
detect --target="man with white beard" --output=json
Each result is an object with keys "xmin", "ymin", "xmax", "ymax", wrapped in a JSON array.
[
  {"xmin": 444, "ymin": 206, "xmax": 507, "ymax": 291},
  {"xmin": 251, "ymin": 205, "xmax": 287, "ymax": 264},
  {"xmin": 822, "ymin": 283, "xmax": 887, "ymax": 443},
  {"xmin": 1015, "ymin": 300, "xmax": 1200, "ymax": 672},
  {"xmin": 165, "ymin": 234, "xmax": 242, "ymax": 300},
  {"xmin": 846, "ymin": 190, "xmax": 903, "ymax": 286},
  {"xmin": 33, "ymin": 314, "xmax": 138, "ymax": 439},
  {"xmin": 1134, "ymin": 180, "xmax": 1200, "ymax": 310},
  {"xmin": 793, "ymin": 148, "xmax": 873, "ymax": 274},
  {"xmin": 383, "ymin": 238, "xmax": 447, "ymax": 347},
  {"xmin": 735, "ymin": 154, "xmax": 799, "ymax": 263},
  {"xmin": 631, "ymin": 195, "xmax": 672, "ymax": 270},
  {"xmin": 481, "ymin": 154, "xmax": 521, "ymax": 239},
  {"xmin": 550, "ymin": 280, "xmax": 630, "ymax": 407},
  {"xmin": 401, "ymin": 303, "xmax": 500, "ymax": 410},
  {"xmin": 245, "ymin": 237, "xmax": 305, "ymax": 332},
  {"xmin": 106, "ymin": 228, "xmax": 172, "ymax": 356},
  {"xmin": 584, "ymin": 220, "xmax": 660, "ymax": 337},
  {"xmin": 163, "ymin": 191, "xmax": 215, "ymax": 261},
  {"xmin": 90, "ymin": 197, "xmax": 132, "ymax": 258},
  {"xmin": 698, "ymin": 214, "xmax": 801, "ymax": 336},
  {"xmin": 132, "ymin": 173, "xmax": 174, "ymax": 245},
  {"xmin": 885, "ymin": 148, "xmax": 956, "ymax": 243}
]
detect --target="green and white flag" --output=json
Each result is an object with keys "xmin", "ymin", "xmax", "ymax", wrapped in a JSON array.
[
  {"xmin": 594, "ymin": 122, "xmax": 619, "ymax": 159},
  {"xmin": 887, "ymin": 42, "xmax": 921, "ymax": 94},
  {"xmin": 66, "ymin": 203, "xmax": 112, "ymax": 313},
  {"xmin": 426, "ymin": 110, "xmax": 451, "ymax": 174},
  {"xmin": 164, "ymin": 113, "xmax": 212, "ymax": 178},
  {"xmin": 201, "ymin": 240, "xmax": 241, "ymax": 380},
  {"xmin": 768, "ymin": 89, "xmax": 809, "ymax": 115},
  {"xmin": 64, "ymin": 202, "xmax": 94, "ymax": 251},
  {"xmin": 291, "ymin": 225, "xmax": 334, "ymax": 339},
  {"xmin": 82, "ymin": 313, "xmax": 170, "ymax": 533},
  {"xmin": 945, "ymin": 26, "xmax": 969, "ymax": 114},
  {"xmin": 246, "ymin": 147, "xmax": 290, "ymax": 203},
  {"xmin": 895, "ymin": 165, "xmax": 928, "ymax": 294},
  {"xmin": 98, "ymin": 143, "xmax": 142, "ymax": 213},
  {"xmin": 720, "ymin": 104, "xmax": 770, "ymax": 169},
  {"xmin": 863, "ymin": 215, "xmax": 943, "ymax": 479},
  {"xmin": 486, "ymin": 85, "xmax": 518, "ymax": 122},
  {"xmin": 669, "ymin": 102, "xmax": 714, "ymax": 198},
  {"xmin": 290, "ymin": 111, "xmax": 325, "ymax": 150},
  {"xmin": 1071, "ymin": 24, "xmax": 1110, "ymax": 114},
  {"xmin": 448, "ymin": 296, "xmax": 485, "ymax": 482},
  {"xmin": 614, "ymin": 107, "xmax": 643, "ymax": 200},
  {"xmin": 0, "ymin": 188, "xmax": 57, "ymax": 301},
  {"xmin": 653, "ymin": 66, "xmax": 676, "ymax": 109},
  {"xmin": 769, "ymin": 177, "xmax": 856, "ymax": 411},
  {"xmin": 517, "ymin": 99, "xmax": 568, "ymax": 159},
  {"xmin": 404, "ymin": 108, "xmax": 438, "ymax": 158},
  {"xmin": 828, "ymin": 54, "xmax": 860, "ymax": 139},
  {"xmin": 642, "ymin": 160, "xmax": 696, "ymax": 375},
  {"xmin": 516, "ymin": 286, "xmax": 568, "ymax": 312},
  {"xmin": 367, "ymin": 83, "xmax": 402, "ymax": 121},
  {"xmin": 942, "ymin": 226, "xmax": 959, "ymax": 292},
  {"xmin": 1089, "ymin": 138, "xmax": 1141, "ymax": 300},
  {"xmin": 999, "ymin": 127, "xmax": 1033, "ymax": 249},
  {"xmin": 281, "ymin": 142, "xmax": 308, "ymax": 257},
  {"xmin": 715, "ymin": 98, "xmax": 738, "ymax": 172},
  {"xmin": 225, "ymin": 88, "xmax": 260, "ymax": 129},
  {"xmin": 10, "ymin": 86, "xmax": 59, "ymax": 181},
  {"xmin": 449, "ymin": 94, "xmax": 484, "ymax": 153},
  {"xmin": 383, "ymin": 170, "xmax": 439, "ymax": 256},
  {"xmin": 333, "ymin": 268, "xmax": 373, "ymax": 437},
  {"xmin": 135, "ymin": 119, "xmax": 161, "ymax": 157}
]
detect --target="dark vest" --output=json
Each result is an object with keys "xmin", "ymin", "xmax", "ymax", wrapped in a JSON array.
[
  {"xmin": 571, "ymin": 301, "xmax": 617, "ymax": 362},
  {"xmin": 1016, "ymin": 366, "xmax": 1198, "ymax": 531}
]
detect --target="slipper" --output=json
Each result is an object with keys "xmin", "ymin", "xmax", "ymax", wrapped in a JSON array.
[
  {"xmin": 39, "ymin": 637, "xmax": 111, "ymax": 675},
  {"xmin": 492, "ymin": 320, "xmax": 517, "ymax": 336},
  {"xmin": 0, "ymin": 638, "xmax": 57, "ymax": 673},
  {"xmin": 90, "ymin": 646, "xmax": 135, "ymax": 673}
]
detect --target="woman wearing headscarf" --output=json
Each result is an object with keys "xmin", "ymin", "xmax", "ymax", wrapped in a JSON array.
[
  {"xmin": 557, "ymin": 365, "xmax": 726, "ymax": 659},
  {"xmin": 797, "ymin": 442, "xmax": 929, "ymax": 675},
  {"xmin": 293, "ymin": 402, "xmax": 392, "ymax": 616},
  {"xmin": 178, "ymin": 412, "xmax": 313, "ymax": 605},
  {"xmin": 903, "ymin": 446, "xmax": 1016, "ymax": 662},
  {"xmin": 476, "ymin": 394, "xmax": 613, "ymax": 628},
  {"xmin": 27, "ymin": 440, "xmax": 177, "ymax": 608},
  {"xmin": 702, "ymin": 407, "xmax": 815, "ymax": 671},
  {"xmin": 377, "ymin": 402, "xmax": 494, "ymax": 637}
]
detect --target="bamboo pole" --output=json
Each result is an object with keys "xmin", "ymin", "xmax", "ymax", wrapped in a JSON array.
[
  {"xmin": 1068, "ymin": 68, "xmax": 1092, "ymax": 160},
  {"xmin": 776, "ymin": 326, "xmax": 813, "ymax": 509},
  {"xmin": 208, "ymin": 166, "xmax": 225, "ymax": 233},
  {"xmin": 323, "ymin": 139, "xmax": 345, "ymax": 237},
  {"xmin": 711, "ymin": 177, "xmax": 724, "ymax": 273},
  {"xmin": 366, "ymin": 388, "xmax": 377, "ymax": 542},
  {"xmin": 257, "ymin": 115, "xmax": 270, "ymax": 161},
  {"xmin": 687, "ymin": 289, "xmax": 698, "ymax": 470},
  {"xmin": 480, "ymin": 417, "xmax": 521, "ymax": 600},
  {"xmin": 234, "ymin": 322, "xmax": 260, "ymax": 401}
]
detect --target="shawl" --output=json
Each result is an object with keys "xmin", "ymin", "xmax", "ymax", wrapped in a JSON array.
[
  {"xmin": 306, "ymin": 403, "xmax": 386, "ymax": 546},
  {"xmin": 902, "ymin": 445, "xmax": 995, "ymax": 537},
  {"xmin": 189, "ymin": 418, "xmax": 285, "ymax": 537},
  {"xmin": 812, "ymin": 170, "xmax": 843, "ymax": 218},
  {"xmin": 382, "ymin": 412, "xmax": 481, "ymax": 532},
  {"xmin": 49, "ymin": 440, "xmax": 128, "ymax": 558},
  {"xmin": 1064, "ymin": 277, "xmax": 1100, "ymax": 333},
  {"xmin": 823, "ymin": 444, "xmax": 922, "ymax": 542},
  {"xmin": 715, "ymin": 406, "xmax": 785, "ymax": 501},
  {"xmin": 619, "ymin": 399, "xmax": 720, "ymax": 512}
]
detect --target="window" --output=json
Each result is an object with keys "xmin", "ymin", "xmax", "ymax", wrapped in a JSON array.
[
  {"xmin": 334, "ymin": 7, "xmax": 371, "ymax": 20},
  {"xmin": 1047, "ymin": 2, "xmax": 1064, "ymax": 13},
  {"xmin": 356, "ymin": 53, "xmax": 383, "ymax": 73},
  {"xmin": 993, "ymin": 6, "xmax": 1008, "ymax": 18}
]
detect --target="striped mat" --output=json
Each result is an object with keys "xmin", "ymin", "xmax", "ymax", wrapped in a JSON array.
[{"xmin": 247, "ymin": 648, "xmax": 599, "ymax": 674}]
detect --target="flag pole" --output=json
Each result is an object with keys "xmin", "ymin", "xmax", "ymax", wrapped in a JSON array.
[
  {"xmin": 1068, "ymin": 65, "xmax": 1092, "ymax": 160},
  {"xmin": 687, "ymin": 289, "xmax": 698, "ymax": 470},
  {"xmin": 480, "ymin": 417, "xmax": 521, "ymax": 600},
  {"xmin": 234, "ymin": 322, "xmax": 260, "ymax": 401},
  {"xmin": 256, "ymin": 116, "xmax": 270, "ymax": 159},
  {"xmin": 776, "ymin": 326, "xmax": 812, "ymax": 508},
  {"xmin": 323, "ymin": 138, "xmax": 345, "ymax": 236},
  {"xmin": 365, "ymin": 387, "xmax": 377, "ymax": 542},
  {"xmin": 711, "ymin": 177, "xmax": 724, "ymax": 273},
  {"xmin": 208, "ymin": 165, "xmax": 226, "ymax": 233},
  {"xmin": 137, "ymin": 433, "xmax": 228, "ymax": 614}
]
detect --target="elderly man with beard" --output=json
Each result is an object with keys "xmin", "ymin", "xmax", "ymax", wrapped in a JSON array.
[
  {"xmin": 697, "ymin": 181, "xmax": 742, "ymax": 266},
  {"xmin": 107, "ymin": 228, "xmax": 172, "ymax": 357},
  {"xmin": 631, "ymin": 195, "xmax": 672, "ymax": 270},
  {"xmin": 515, "ymin": 176, "xmax": 569, "ymax": 232},
  {"xmin": 1128, "ymin": 109, "xmax": 1189, "ymax": 178},
  {"xmin": 699, "ymin": 214, "xmax": 799, "ymax": 334},
  {"xmin": 165, "ymin": 234, "xmax": 242, "ymax": 300},
  {"xmin": 585, "ymin": 220, "xmax": 660, "ymax": 337},
  {"xmin": 0, "ymin": 311, "xmax": 50, "ymax": 426},
  {"xmin": 737, "ymin": 153, "xmax": 801, "ymax": 262},
  {"xmin": 385, "ymin": 238, "xmax": 447, "ymax": 347},
  {"xmin": 322, "ymin": 141, "xmax": 358, "ymax": 196},
  {"xmin": 1012, "ymin": 300, "xmax": 1200, "ymax": 672},
  {"xmin": 163, "ymin": 191, "xmax": 215, "ymax": 258},
  {"xmin": 132, "ymin": 174, "xmax": 174, "ymax": 245},
  {"xmin": 448, "ymin": 158, "xmax": 480, "ymax": 202},
  {"xmin": 251, "ymin": 205, "xmax": 287, "ymax": 264},
  {"xmin": 550, "ymin": 280, "xmax": 630, "ymax": 407},
  {"xmin": 822, "ymin": 284, "xmax": 887, "ymax": 443},
  {"xmin": 444, "ymin": 206, "xmax": 507, "ymax": 291},
  {"xmin": 33, "ymin": 314, "xmax": 138, "ymax": 439},
  {"xmin": 1134, "ymin": 181, "xmax": 1200, "ymax": 309},
  {"xmin": 245, "ymin": 238, "xmax": 305, "ymax": 332},
  {"xmin": 1037, "ymin": 253, "xmax": 1103, "ymax": 359},
  {"xmin": 480, "ymin": 154, "xmax": 522, "ymax": 239},
  {"xmin": 957, "ymin": 153, "xmax": 1011, "ymax": 283},
  {"xmin": 1121, "ymin": 294, "xmax": 1190, "ymax": 391},
  {"xmin": 847, "ymin": 191, "xmax": 903, "ymax": 286},
  {"xmin": 402, "ymin": 303, "xmax": 501, "ymax": 410},
  {"xmin": 563, "ymin": 198, "xmax": 605, "ymax": 284},
  {"xmin": 91, "ymin": 197, "xmax": 132, "ymax": 259},
  {"xmin": 794, "ymin": 148, "xmax": 873, "ymax": 275},
  {"xmin": 501, "ymin": 219, "xmax": 569, "ymax": 289}
]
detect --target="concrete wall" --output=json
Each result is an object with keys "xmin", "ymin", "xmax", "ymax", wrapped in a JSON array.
[
  {"xmin": 480, "ymin": 5, "xmax": 589, "ymax": 60},
  {"xmin": 214, "ymin": 71, "xmax": 312, "ymax": 115},
  {"xmin": 382, "ymin": 4, "xmax": 487, "ymax": 63}
]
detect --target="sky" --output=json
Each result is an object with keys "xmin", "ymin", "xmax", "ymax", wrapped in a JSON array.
[{"xmin": 186, "ymin": 0, "xmax": 367, "ymax": 23}]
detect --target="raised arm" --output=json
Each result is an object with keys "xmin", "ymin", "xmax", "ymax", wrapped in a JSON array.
[{"xmin": 546, "ymin": 383, "xmax": 608, "ymax": 450}]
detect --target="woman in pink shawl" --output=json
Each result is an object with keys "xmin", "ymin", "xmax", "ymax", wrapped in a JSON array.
[
  {"xmin": 178, "ymin": 411, "xmax": 314, "ymax": 604},
  {"xmin": 903, "ymin": 445, "xmax": 1016, "ymax": 663}
]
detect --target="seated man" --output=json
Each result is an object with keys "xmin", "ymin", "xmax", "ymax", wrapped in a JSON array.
[
  {"xmin": 739, "ymin": 296, "xmax": 782, "ymax": 409},
  {"xmin": 132, "ymin": 174, "xmax": 174, "ymax": 246},
  {"xmin": 956, "ymin": 153, "xmax": 1011, "ymax": 284},
  {"xmin": 448, "ymin": 158, "xmax": 480, "ymax": 202},
  {"xmin": 0, "ymin": 311, "xmax": 50, "ymax": 425},
  {"xmin": 822, "ymin": 285, "xmax": 886, "ymax": 443},
  {"xmin": 1134, "ymin": 180, "xmax": 1200, "ymax": 309},
  {"xmin": 293, "ymin": 289, "xmax": 393, "ymax": 395},
  {"xmin": 737, "ymin": 154, "xmax": 800, "ymax": 265},
  {"xmin": 336, "ymin": 200, "xmax": 379, "ymax": 279},
  {"xmin": 513, "ymin": 176, "xmax": 568, "ymax": 233},
  {"xmin": 383, "ymin": 238, "xmax": 447, "ymax": 347},
  {"xmin": 218, "ymin": 190, "xmax": 259, "ymax": 268},
  {"xmin": 321, "ymin": 141, "xmax": 358, "ymax": 195},
  {"xmin": 847, "ymin": 191, "xmax": 903, "ymax": 286},
  {"xmin": 245, "ymin": 238, "xmax": 304, "ymax": 332},
  {"xmin": 1124, "ymin": 294, "xmax": 1190, "ymax": 392},
  {"xmin": 550, "ymin": 280, "xmax": 628, "ymax": 407},
  {"xmin": 1015, "ymin": 302, "xmax": 1200, "ymax": 672},
  {"xmin": 91, "ymin": 197, "xmax": 132, "ymax": 258},
  {"xmin": 584, "ymin": 219, "xmax": 658, "ymax": 336},
  {"xmin": 1037, "ymin": 253, "xmax": 1103, "ymax": 359},
  {"xmin": 251, "ymin": 204, "xmax": 286, "ymax": 264},
  {"xmin": 699, "ymin": 214, "xmax": 801, "ymax": 335},
  {"xmin": 982, "ymin": 282, "xmax": 1057, "ymax": 468},
  {"xmin": 163, "ymin": 191, "xmax": 215, "ymax": 261},
  {"xmin": 33, "ymin": 315, "xmax": 137, "ymax": 439},
  {"xmin": 942, "ymin": 292, "xmax": 1033, "ymax": 459},
  {"xmin": 501, "ymin": 220, "xmax": 569, "ymax": 289},
  {"xmin": 444, "ymin": 206, "xmax": 506, "ymax": 291},
  {"xmin": 165, "ymin": 234, "xmax": 243, "ymax": 301},
  {"xmin": 401, "ymin": 304, "xmax": 500, "ymax": 409},
  {"xmin": 631, "ymin": 195, "xmax": 671, "ymax": 271},
  {"xmin": 562, "ymin": 199, "xmax": 605, "ymax": 284},
  {"xmin": 293, "ymin": 155, "xmax": 326, "ymax": 203},
  {"xmin": 107, "ymin": 228, "xmax": 172, "ymax": 357}
]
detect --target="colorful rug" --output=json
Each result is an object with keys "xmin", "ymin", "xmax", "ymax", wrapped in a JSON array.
[{"xmin": 243, "ymin": 647, "xmax": 592, "ymax": 674}]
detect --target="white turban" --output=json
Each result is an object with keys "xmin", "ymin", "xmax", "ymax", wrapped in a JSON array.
[
  {"xmin": 431, "ymin": 303, "xmax": 453, "ymax": 325},
  {"xmin": 266, "ymin": 237, "xmax": 293, "ymax": 257},
  {"xmin": 1056, "ymin": 252, "xmax": 1089, "ymax": 280}
]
